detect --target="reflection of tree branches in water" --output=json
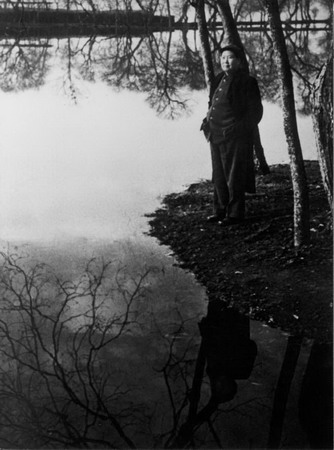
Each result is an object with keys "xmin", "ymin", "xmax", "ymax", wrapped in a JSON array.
[
  {"xmin": 0, "ymin": 250, "xmax": 269, "ymax": 448},
  {"xmin": 151, "ymin": 312, "xmax": 198, "ymax": 447},
  {"xmin": 0, "ymin": 252, "xmax": 151, "ymax": 448},
  {"xmin": 58, "ymin": 37, "xmax": 80, "ymax": 103},
  {"xmin": 99, "ymin": 32, "xmax": 203, "ymax": 119},
  {"xmin": 99, "ymin": 35, "xmax": 144, "ymax": 90},
  {"xmin": 0, "ymin": 38, "xmax": 50, "ymax": 92},
  {"xmin": 180, "ymin": 29, "xmax": 206, "ymax": 91},
  {"xmin": 73, "ymin": 35, "xmax": 97, "ymax": 82},
  {"xmin": 0, "ymin": 0, "xmax": 330, "ymax": 114},
  {"xmin": 145, "ymin": 32, "xmax": 188, "ymax": 119},
  {"xmin": 145, "ymin": 29, "xmax": 208, "ymax": 118},
  {"xmin": 82, "ymin": 30, "xmax": 205, "ymax": 118}
]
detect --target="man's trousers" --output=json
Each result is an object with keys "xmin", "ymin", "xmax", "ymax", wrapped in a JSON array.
[{"xmin": 210, "ymin": 135, "xmax": 252, "ymax": 219}]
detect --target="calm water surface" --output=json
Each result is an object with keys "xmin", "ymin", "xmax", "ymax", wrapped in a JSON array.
[
  {"xmin": 0, "ymin": 36, "xmax": 321, "ymax": 448},
  {"xmin": 0, "ymin": 74, "xmax": 316, "ymax": 242}
]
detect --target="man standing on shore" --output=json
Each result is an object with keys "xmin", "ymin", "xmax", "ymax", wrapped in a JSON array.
[{"xmin": 201, "ymin": 44, "xmax": 263, "ymax": 225}]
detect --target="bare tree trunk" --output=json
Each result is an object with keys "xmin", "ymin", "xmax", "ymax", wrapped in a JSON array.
[
  {"xmin": 253, "ymin": 125, "xmax": 270, "ymax": 175},
  {"xmin": 215, "ymin": 0, "xmax": 247, "ymax": 66},
  {"xmin": 165, "ymin": 341, "xmax": 212, "ymax": 448},
  {"xmin": 312, "ymin": 56, "xmax": 333, "ymax": 214},
  {"xmin": 215, "ymin": 0, "xmax": 270, "ymax": 175},
  {"xmin": 264, "ymin": 0, "xmax": 310, "ymax": 247},
  {"xmin": 187, "ymin": 341, "xmax": 206, "ymax": 422},
  {"xmin": 267, "ymin": 335, "xmax": 303, "ymax": 448},
  {"xmin": 167, "ymin": 399, "xmax": 217, "ymax": 448},
  {"xmin": 195, "ymin": 0, "xmax": 215, "ymax": 91}
]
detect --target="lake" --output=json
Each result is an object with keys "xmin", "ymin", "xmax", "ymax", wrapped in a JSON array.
[
  {"xmin": 0, "ymin": 61, "xmax": 317, "ymax": 242},
  {"xmin": 0, "ymin": 25, "xmax": 329, "ymax": 448}
]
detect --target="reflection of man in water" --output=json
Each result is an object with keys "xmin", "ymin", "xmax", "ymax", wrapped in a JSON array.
[
  {"xmin": 298, "ymin": 341, "xmax": 333, "ymax": 448},
  {"xmin": 199, "ymin": 301, "xmax": 257, "ymax": 403}
]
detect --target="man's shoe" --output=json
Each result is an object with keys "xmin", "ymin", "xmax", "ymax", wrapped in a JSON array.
[{"xmin": 207, "ymin": 214, "xmax": 225, "ymax": 223}]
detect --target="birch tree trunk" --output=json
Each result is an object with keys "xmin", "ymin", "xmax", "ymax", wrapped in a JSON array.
[
  {"xmin": 264, "ymin": 0, "xmax": 310, "ymax": 247},
  {"xmin": 312, "ymin": 56, "xmax": 333, "ymax": 213}
]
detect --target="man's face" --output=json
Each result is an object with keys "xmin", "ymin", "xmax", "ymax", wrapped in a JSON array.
[{"xmin": 220, "ymin": 50, "xmax": 241, "ymax": 74}]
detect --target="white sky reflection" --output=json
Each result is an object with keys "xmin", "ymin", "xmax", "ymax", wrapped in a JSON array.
[{"xmin": 0, "ymin": 82, "xmax": 317, "ymax": 242}]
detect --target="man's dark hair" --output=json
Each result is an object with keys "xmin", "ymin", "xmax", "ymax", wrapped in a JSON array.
[{"xmin": 219, "ymin": 44, "xmax": 243, "ymax": 59}]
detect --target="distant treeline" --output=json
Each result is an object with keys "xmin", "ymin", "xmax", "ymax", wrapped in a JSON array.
[
  {"xmin": 0, "ymin": 7, "xmax": 173, "ymax": 27},
  {"xmin": 0, "ymin": 7, "xmax": 175, "ymax": 37}
]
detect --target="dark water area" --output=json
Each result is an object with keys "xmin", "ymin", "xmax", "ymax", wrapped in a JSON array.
[
  {"xmin": 0, "ymin": 238, "xmax": 331, "ymax": 448},
  {"xmin": 0, "ymin": 1, "xmax": 332, "ymax": 448}
]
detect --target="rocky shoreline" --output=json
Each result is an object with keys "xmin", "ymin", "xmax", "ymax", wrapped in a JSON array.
[{"xmin": 146, "ymin": 160, "xmax": 332, "ymax": 343}]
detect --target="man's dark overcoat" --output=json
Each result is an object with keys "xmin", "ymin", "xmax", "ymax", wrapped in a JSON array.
[{"xmin": 208, "ymin": 69, "xmax": 263, "ymax": 193}]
